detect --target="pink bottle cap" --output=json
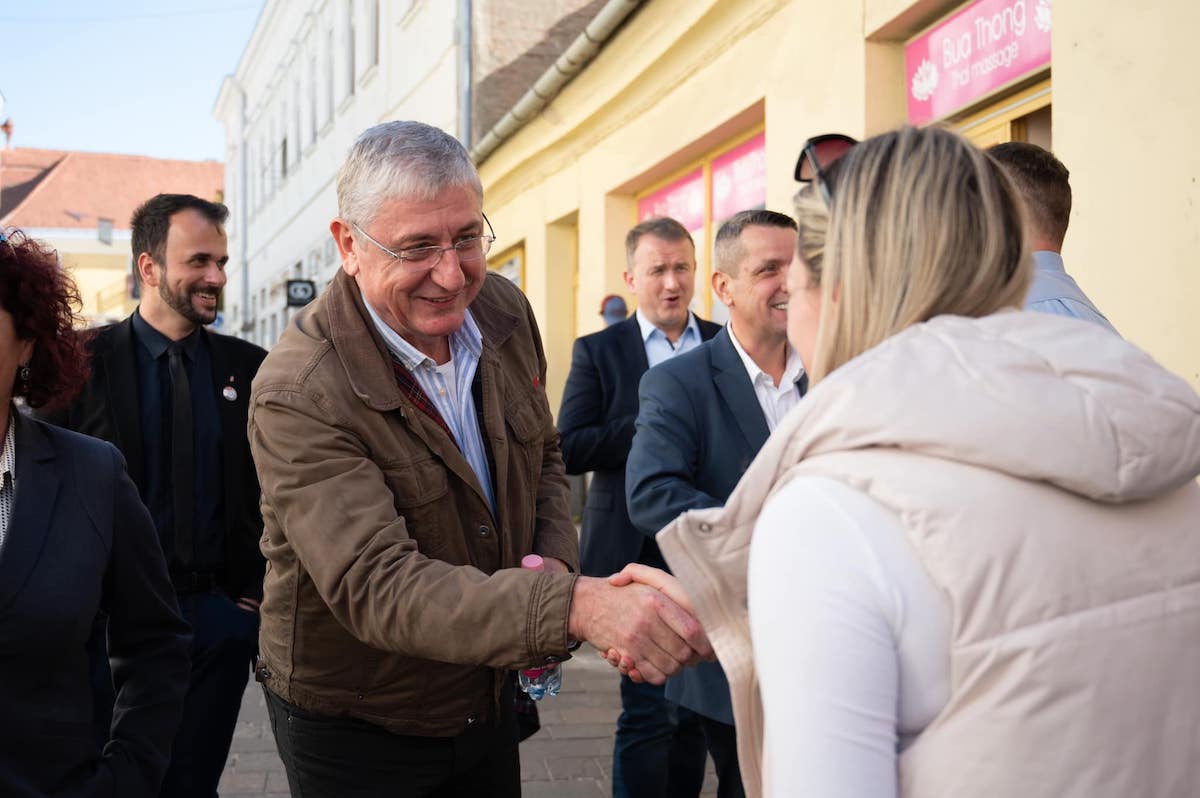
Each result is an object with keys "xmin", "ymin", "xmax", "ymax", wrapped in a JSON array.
[{"xmin": 521, "ymin": 554, "xmax": 545, "ymax": 572}]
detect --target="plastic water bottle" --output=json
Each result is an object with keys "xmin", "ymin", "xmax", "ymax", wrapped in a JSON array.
[{"xmin": 518, "ymin": 554, "xmax": 563, "ymax": 700}]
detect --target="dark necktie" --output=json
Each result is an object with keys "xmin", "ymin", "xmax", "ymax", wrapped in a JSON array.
[{"xmin": 167, "ymin": 342, "xmax": 194, "ymax": 568}]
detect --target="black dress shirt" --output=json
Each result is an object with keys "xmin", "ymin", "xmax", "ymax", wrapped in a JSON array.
[{"xmin": 131, "ymin": 310, "xmax": 225, "ymax": 573}]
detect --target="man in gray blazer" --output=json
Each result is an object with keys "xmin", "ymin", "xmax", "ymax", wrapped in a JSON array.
[{"xmin": 626, "ymin": 210, "xmax": 804, "ymax": 798}]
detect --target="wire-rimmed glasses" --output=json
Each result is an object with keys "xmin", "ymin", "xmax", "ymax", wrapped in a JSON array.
[{"xmin": 352, "ymin": 213, "xmax": 497, "ymax": 271}]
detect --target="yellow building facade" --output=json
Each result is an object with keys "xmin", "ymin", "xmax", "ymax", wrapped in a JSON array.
[{"xmin": 478, "ymin": 0, "xmax": 1200, "ymax": 413}]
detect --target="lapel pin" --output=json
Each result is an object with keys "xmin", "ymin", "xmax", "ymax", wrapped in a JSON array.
[{"xmin": 223, "ymin": 378, "xmax": 238, "ymax": 402}]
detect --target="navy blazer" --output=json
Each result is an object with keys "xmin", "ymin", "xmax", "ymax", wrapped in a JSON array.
[
  {"xmin": 0, "ymin": 413, "xmax": 190, "ymax": 798},
  {"xmin": 558, "ymin": 315, "xmax": 721, "ymax": 577},
  {"xmin": 40, "ymin": 315, "xmax": 268, "ymax": 600},
  {"xmin": 626, "ymin": 326, "xmax": 802, "ymax": 724}
]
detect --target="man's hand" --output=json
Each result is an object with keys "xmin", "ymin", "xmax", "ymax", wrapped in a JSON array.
[
  {"xmin": 568, "ymin": 573, "xmax": 712, "ymax": 685},
  {"xmin": 602, "ymin": 564, "xmax": 716, "ymax": 681},
  {"xmin": 607, "ymin": 563, "xmax": 698, "ymax": 615}
]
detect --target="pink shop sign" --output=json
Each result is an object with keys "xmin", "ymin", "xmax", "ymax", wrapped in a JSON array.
[
  {"xmin": 905, "ymin": 0, "xmax": 1052, "ymax": 125},
  {"xmin": 638, "ymin": 167, "xmax": 705, "ymax": 231},
  {"xmin": 712, "ymin": 133, "xmax": 766, "ymax": 221}
]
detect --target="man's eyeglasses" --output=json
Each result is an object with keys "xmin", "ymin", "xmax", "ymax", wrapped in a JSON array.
[
  {"xmin": 794, "ymin": 133, "xmax": 858, "ymax": 205},
  {"xmin": 352, "ymin": 213, "xmax": 497, "ymax": 270}
]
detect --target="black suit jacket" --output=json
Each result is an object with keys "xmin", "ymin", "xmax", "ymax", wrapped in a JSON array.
[
  {"xmin": 40, "ymin": 315, "xmax": 268, "ymax": 600},
  {"xmin": 0, "ymin": 413, "xmax": 190, "ymax": 798},
  {"xmin": 557, "ymin": 315, "xmax": 721, "ymax": 577}
]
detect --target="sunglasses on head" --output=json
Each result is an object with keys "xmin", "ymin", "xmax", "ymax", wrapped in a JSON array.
[{"xmin": 794, "ymin": 133, "xmax": 858, "ymax": 205}]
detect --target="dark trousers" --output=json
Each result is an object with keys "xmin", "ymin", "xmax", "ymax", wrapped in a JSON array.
[
  {"xmin": 698, "ymin": 715, "xmax": 745, "ymax": 798},
  {"xmin": 162, "ymin": 591, "xmax": 259, "ymax": 798},
  {"xmin": 613, "ymin": 675, "xmax": 707, "ymax": 798},
  {"xmin": 264, "ymin": 682, "xmax": 521, "ymax": 798},
  {"xmin": 87, "ymin": 590, "xmax": 257, "ymax": 798}
]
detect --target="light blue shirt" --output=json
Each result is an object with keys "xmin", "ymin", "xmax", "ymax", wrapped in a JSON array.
[
  {"xmin": 635, "ymin": 308, "xmax": 704, "ymax": 367},
  {"xmin": 1025, "ymin": 251, "xmax": 1119, "ymax": 335},
  {"xmin": 363, "ymin": 302, "xmax": 495, "ymax": 513}
]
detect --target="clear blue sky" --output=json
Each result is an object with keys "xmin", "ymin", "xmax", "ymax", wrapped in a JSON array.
[{"xmin": 0, "ymin": 1, "xmax": 263, "ymax": 162}]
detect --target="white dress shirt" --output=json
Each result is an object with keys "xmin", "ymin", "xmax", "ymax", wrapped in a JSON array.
[{"xmin": 727, "ymin": 323, "xmax": 804, "ymax": 432}]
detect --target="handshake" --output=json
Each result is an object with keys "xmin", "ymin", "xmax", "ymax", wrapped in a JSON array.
[{"xmin": 566, "ymin": 562, "xmax": 714, "ymax": 684}]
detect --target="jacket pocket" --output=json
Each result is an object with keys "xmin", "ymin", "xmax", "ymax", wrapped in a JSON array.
[
  {"xmin": 504, "ymin": 396, "xmax": 543, "ymax": 445},
  {"xmin": 384, "ymin": 456, "xmax": 451, "ymax": 558}
]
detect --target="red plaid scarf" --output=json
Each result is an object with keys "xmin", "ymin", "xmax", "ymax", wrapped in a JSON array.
[{"xmin": 390, "ymin": 359, "xmax": 455, "ymax": 443}]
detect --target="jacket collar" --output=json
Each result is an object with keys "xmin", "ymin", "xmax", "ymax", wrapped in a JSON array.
[
  {"xmin": 102, "ymin": 317, "xmax": 145, "ymax": 485},
  {"xmin": 709, "ymin": 326, "xmax": 770, "ymax": 452},
  {"xmin": 0, "ymin": 413, "xmax": 58, "ymax": 614},
  {"xmin": 615, "ymin": 316, "xmax": 651, "ymax": 374},
  {"xmin": 324, "ymin": 270, "xmax": 521, "ymax": 412}
]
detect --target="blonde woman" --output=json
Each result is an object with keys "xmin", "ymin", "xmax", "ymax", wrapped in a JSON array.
[{"xmin": 651, "ymin": 127, "xmax": 1200, "ymax": 797}]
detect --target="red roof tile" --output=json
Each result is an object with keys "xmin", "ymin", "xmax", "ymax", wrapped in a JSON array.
[{"xmin": 0, "ymin": 147, "xmax": 223, "ymax": 230}]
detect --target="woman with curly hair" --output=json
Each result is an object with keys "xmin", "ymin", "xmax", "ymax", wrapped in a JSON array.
[{"xmin": 0, "ymin": 229, "xmax": 190, "ymax": 798}]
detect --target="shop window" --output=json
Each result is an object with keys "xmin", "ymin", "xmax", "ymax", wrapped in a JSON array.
[
  {"xmin": 488, "ymin": 243, "xmax": 524, "ymax": 290},
  {"xmin": 635, "ymin": 129, "xmax": 766, "ymax": 322},
  {"xmin": 954, "ymin": 78, "xmax": 1051, "ymax": 149}
]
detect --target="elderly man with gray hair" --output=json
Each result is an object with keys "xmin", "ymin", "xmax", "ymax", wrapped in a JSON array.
[{"xmin": 248, "ymin": 120, "xmax": 711, "ymax": 796}]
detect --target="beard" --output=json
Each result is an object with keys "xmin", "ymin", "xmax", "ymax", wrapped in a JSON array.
[{"xmin": 159, "ymin": 280, "xmax": 220, "ymax": 326}]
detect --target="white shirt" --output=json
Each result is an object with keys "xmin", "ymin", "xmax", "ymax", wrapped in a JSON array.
[
  {"xmin": 748, "ymin": 475, "xmax": 951, "ymax": 798},
  {"xmin": 0, "ymin": 418, "xmax": 16, "ymax": 548},
  {"xmin": 727, "ymin": 323, "xmax": 804, "ymax": 432},
  {"xmin": 635, "ymin": 309, "xmax": 703, "ymax": 368}
]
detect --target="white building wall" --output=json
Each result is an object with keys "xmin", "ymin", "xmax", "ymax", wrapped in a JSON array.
[{"xmin": 214, "ymin": 0, "xmax": 461, "ymax": 348}]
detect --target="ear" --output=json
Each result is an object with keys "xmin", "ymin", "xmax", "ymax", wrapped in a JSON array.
[
  {"xmin": 17, "ymin": 338, "xmax": 34, "ymax": 366},
  {"xmin": 136, "ymin": 252, "xmax": 160, "ymax": 288},
  {"xmin": 711, "ymin": 270, "xmax": 733, "ymax": 307},
  {"xmin": 622, "ymin": 270, "xmax": 636, "ymax": 293},
  {"xmin": 331, "ymin": 218, "xmax": 360, "ymax": 277}
]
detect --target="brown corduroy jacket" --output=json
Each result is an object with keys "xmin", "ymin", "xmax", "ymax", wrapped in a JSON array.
[{"xmin": 249, "ymin": 270, "xmax": 579, "ymax": 736}]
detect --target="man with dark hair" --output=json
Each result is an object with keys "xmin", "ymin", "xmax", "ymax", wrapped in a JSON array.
[
  {"xmin": 559, "ymin": 216, "xmax": 721, "ymax": 798},
  {"xmin": 625, "ymin": 208, "xmax": 803, "ymax": 798},
  {"xmin": 988, "ymin": 142, "xmax": 1118, "ymax": 333},
  {"xmin": 43, "ymin": 192, "xmax": 268, "ymax": 798}
]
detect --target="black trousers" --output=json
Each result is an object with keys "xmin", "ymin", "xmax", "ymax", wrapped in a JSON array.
[
  {"xmin": 264, "ymin": 683, "xmax": 521, "ymax": 798},
  {"xmin": 699, "ymin": 715, "xmax": 746, "ymax": 798}
]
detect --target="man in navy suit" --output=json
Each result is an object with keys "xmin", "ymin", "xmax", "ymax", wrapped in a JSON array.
[
  {"xmin": 43, "ymin": 194, "xmax": 267, "ymax": 798},
  {"xmin": 626, "ymin": 210, "xmax": 803, "ymax": 798},
  {"xmin": 558, "ymin": 217, "xmax": 720, "ymax": 798}
]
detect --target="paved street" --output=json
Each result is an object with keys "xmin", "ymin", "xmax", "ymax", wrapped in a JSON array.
[{"xmin": 221, "ymin": 653, "xmax": 716, "ymax": 797}]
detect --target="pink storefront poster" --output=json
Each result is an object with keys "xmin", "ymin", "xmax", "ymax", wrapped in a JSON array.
[
  {"xmin": 638, "ymin": 168, "xmax": 705, "ymax": 231},
  {"xmin": 905, "ymin": 0, "xmax": 1052, "ymax": 125},
  {"xmin": 712, "ymin": 133, "xmax": 766, "ymax": 221}
]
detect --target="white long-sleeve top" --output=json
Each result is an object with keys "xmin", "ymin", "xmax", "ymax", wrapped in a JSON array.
[{"xmin": 747, "ymin": 475, "xmax": 952, "ymax": 797}]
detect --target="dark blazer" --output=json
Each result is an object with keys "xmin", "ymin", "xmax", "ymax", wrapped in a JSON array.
[
  {"xmin": 40, "ymin": 315, "xmax": 268, "ymax": 600},
  {"xmin": 558, "ymin": 315, "xmax": 721, "ymax": 577},
  {"xmin": 626, "ymin": 326, "xmax": 801, "ymax": 724},
  {"xmin": 0, "ymin": 413, "xmax": 191, "ymax": 798}
]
